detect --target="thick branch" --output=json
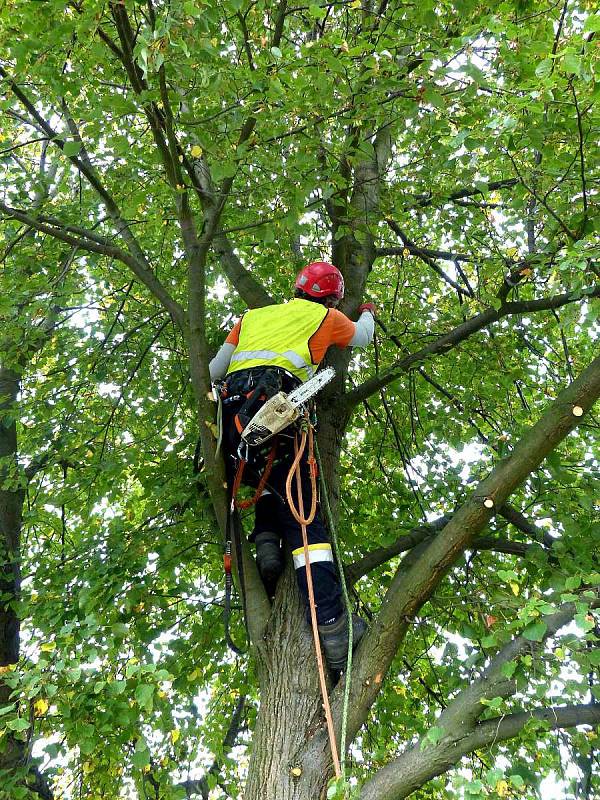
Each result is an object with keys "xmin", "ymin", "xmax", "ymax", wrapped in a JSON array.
[
  {"xmin": 346, "ymin": 518, "xmax": 537, "ymax": 584},
  {"xmin": 499, "ymin": 503, "xmax": 556, "ymax": 549},
  {"xmin": 178, "ymin": 115, "xmax": 272, "ymax": 308},
  {"xmin": 376, "ymin": 245, "xmax": 472, "ymax": 262},
  {"xmin": 470, "ymin": 535, "xmax": 530, "ymax": 557},
  {"xmin": 359, "ymin": 599, "xmax": 598, "ymax": 800},
  {"xmin": 338, "ymin": 352, "xmax": 600, "ymax": 747},
  {"xmin": 0, "ymin": 202, "xmax": 185, "ymax": 330},
  {"xmin": 212, "ymin": 232, "xmax": 274, "ymax": 308},
  {"xmin": 107, "ymin": 2, "xmax": 188, "ymax": 196},
  {"xmin": 359, "ymin": 704, "xmax": 600, "ymax": 800},
  {"xmin": 345, "ymin": 285, "xmax": 600, "ymax": 410},
  {"xmin": 437, "ymin": 602, "xmax": 583, "ymax": 735},
  {"xmin": 471, "ymin": 703, "xmax": 600, "ymax": 748},
  {"xmin": 412, "ymin": 178, "xmax": 519, "ymax": 209},
  {"xmin": 271, "ymin": 0, "xmax": 288, "ymax": 47},
  {"xmin": 345, "ymin": 518, "xmax": 450, "ymax": 584}
]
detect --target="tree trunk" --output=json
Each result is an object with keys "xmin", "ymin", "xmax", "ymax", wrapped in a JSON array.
[
  {"xmin": 0, "ymin": 367, "xmax": 25, "ymax": 774},
  {"xmin": 315, "ymin": 368, "xmax": 352, "ymax": 523},
  {"xmin": 245, "ymin": 564, "xmax": 334, "ymax": 800},
  {"xmin": 0, "ymin": 367, "xmax": 22, "ymax": 673}
]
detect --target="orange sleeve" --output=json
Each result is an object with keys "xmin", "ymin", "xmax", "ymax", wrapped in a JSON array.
[
  {"xmin": 225, "ymin": 318, "xmax": 242, "ymax": 346},
  {"xmin": 308, "ymin": 309, "xmax": 355, "ymax": 364}
]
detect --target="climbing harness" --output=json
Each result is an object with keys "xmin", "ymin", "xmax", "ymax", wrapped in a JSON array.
[{"xmin": 231, "ymin": 441, "xmax": 278, "ymax": 510}]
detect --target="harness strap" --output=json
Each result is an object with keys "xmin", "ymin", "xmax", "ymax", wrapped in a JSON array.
[{"xmin": 232, "ymin": 441, "xmax": 278, "ymax": 511}]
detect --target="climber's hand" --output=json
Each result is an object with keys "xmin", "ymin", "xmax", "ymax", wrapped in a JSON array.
[{"xmin": 358, "ymin": 302, "xmax": 377, "ymax": 317}]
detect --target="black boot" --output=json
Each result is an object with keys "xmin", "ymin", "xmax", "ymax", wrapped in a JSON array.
[
  {"xmin": 318, "ymin": 614, "xmax": 366, "ymax": 672},
  {"xmin": 255, "ymin": 532, "xmax": 283, "ymax": 593}
]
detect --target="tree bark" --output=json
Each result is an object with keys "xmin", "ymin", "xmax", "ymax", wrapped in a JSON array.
[
  {"xmin": 0, "ymin": 367, "xmax": 22, "ymax": 672},
  {"xmin": 318, "ymin": 126, "xmax": 393, "ymax": 516},
  {"xmin": 0, "ymin": 366, "xmax": 26, "ymax": 775},
  {"xmin": 245, "ymin": 565, "xmax": 334, "ymax": 800}
]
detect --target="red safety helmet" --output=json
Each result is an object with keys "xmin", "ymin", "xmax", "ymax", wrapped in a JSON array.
[{"xmin": 295, "ymin": 261, "xmax": 345, "ymax": 300}]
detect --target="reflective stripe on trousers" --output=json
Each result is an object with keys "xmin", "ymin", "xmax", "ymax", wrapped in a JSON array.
[{"xmin": 292, "ymin": 543, "xmax": 334, "ymax": 570}]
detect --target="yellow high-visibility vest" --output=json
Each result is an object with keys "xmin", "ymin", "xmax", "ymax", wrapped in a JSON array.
[{"xmin": 226, "ymin": 299, "xmax": 328, "ymax": 382}]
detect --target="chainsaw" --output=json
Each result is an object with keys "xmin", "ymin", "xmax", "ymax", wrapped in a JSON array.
[{"xmin": 241, "ymin": 367, "xmax": 335, "ymax": 447}]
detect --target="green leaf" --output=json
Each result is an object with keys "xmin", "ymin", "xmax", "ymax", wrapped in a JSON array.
[
  {"xmin": 501, "ymin": 661, "xmax": 517, "ymax": 678},
  {"xmin": 308, "ymin": 4, "xmax": 327, "ymax": 18},
  {"xmin": 583, "ymin": 14, "xmax": 600, "ymax": 32},
  {"xmin": 262, "ymin": 226, "xmax": 275, "ymax": 244},
  {"xmin": 575, "ymin": 613, "xmax": 595, "ymax": 632},
  {"xmin": 563, "ymin": 52, "xmax": 581, "ymax": 75},
  {"xmin": 420, "ymin": 725, "xmax": 445, "ymax": 749},
  {"xmin": 423, "ymin": 87, "xmax": 445, "ymax": 109},
  {"xmin": 522, "ymin": 621, "xmax": 547, "ymax": 642},
  {"xmin": 134, "ymin": 683, "xmax": 155, "ymax": 710},
  {"xmin": 587, "ymin": 650, "xmax": 600, "ymax": 666},
  {"xmin": 6, "ymin": 718, "xmax": 30, "ymax": 732},
  {"xmin": 449, "ymin": 130, "xmax": 469, "ymax": 149},
  {"xmin": 486, "ymin": 767, "xmax": 504, "ymax": 787},
  {"xmin": 79, "ymin": 737, "xmax": 96, "ymax": 755},
  {"xmin": 535, "ymin": 59, "xmax": 553, "ymax": 78},
  {"xmin": 62, "ymin": 140, "xmax": 83, "ymax": 157},
  {"xmin": 132, "ymin": 747, "xmax": 151, "ymax": 769}
]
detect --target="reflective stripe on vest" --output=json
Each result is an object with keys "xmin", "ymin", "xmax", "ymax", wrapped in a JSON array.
[
  {"xmin": 226, "ymin": 299, "xmax": 328, "ymax": 383},
  {"xmin": 230, "ymin": 349, "xmax": 314, "ymax": 379}
]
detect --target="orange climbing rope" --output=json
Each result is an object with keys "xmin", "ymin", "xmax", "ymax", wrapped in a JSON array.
[{"xmin": 285, "ymin": 420, "xmax": 341, "ymax": 780}]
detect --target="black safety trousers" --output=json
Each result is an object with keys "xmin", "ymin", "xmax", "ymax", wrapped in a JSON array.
[{"xmin": 221, "ymin": 368, "xmax": 343, "ymax": 626}]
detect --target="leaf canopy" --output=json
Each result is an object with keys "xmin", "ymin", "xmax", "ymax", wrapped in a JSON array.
[{"xmin": 0, "ymin": 0, "xmax": 599, "ymax": 797}]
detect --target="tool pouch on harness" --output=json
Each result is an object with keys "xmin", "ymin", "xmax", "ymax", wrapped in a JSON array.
[{"xmin": 227, "ymin": 368, "xmax": 283, "ymax": 435}]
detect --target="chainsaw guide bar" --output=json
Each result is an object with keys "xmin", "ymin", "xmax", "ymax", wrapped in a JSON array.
[{"xmin": 241, "ymin": 367, "xmax": 335, "ymax": 447}]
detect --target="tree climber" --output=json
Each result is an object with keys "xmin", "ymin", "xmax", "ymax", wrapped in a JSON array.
[{"xmin": 209, "ymin": 261, "xmax": 376, "ymax": 670}]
